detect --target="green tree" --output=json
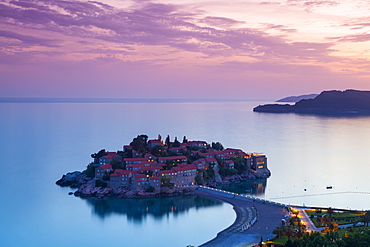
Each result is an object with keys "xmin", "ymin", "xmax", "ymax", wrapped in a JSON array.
[
  {"xmin": 165, "ymin": 135, "xmax": 170, "ymax": 147},
  {"xmin": 95, "ymin": 179, "xmax": 107, "ymax": 188},
  {"xmin": 130, "ymin": 135, "xmax": 149, "ymax": 152},
  {"xmin": 211, "ymin": 142, "xmax": 224, "ymax": 151},
  {"xmin": 111, "ymin": 160, "xmax": 125, "ymax": 170},
  {"xmin": 296, "ymin": 219, "xmax": 306, "ymax": 239},
  {"xmin": 91, "ymin": 149, "xmax": 107, "ymax": 162},
  {"xmin": 84, "ymin": 162, "xmax": 96, "ymax": 178},
  {"xmin": 194, "ymin": 174, "xmax": 204, "ymax": 185},
  {"xmin": 272, "ymin": 226, "xmax": 285, "ymax": 238},
  {"xmin": 361, "ymin": 211, "xmax": 370, "ymax": 227},
  {"xmin": 161, "ymin": 176, "xmax": 174, "ymax": 188},
  {"xmin": 327, "ymin": 207, "xmax": 334, "ymax": 220},
  {"xmin": 182, "ymin": 136, "xmax": 188, "ymax": 143},
  {"xmin": 102, "ymin": 171, "xmax": 110, "ymax": 181},
  {"xmin": 173, "ymin": 137, "xmax": 180, "ymax": 147},
  {"xmin": 146, "ymin": 186, "xmax": 155, "ymax": 192}
]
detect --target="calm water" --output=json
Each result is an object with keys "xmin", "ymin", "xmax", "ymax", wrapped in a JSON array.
[{"xmin": 1, "ymin": 101, "xmax": 370, "ymax": 246}]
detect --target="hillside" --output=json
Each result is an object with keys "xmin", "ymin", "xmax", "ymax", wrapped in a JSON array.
[
  {"xmin": 276, "ymin": 93, "xmax": 318, "ymax": 102},
  {"xmin": 254, "ymin": 89, "xmax": 370, "ymax": 115}
]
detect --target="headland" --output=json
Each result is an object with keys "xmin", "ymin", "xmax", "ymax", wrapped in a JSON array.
[{"xmin": 254, "ymin": 89, "xmax": 370, "ymax": 115}]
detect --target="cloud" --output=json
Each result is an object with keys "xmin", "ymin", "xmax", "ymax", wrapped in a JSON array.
[
  {"xmin": 285, "ymin": 0, "xmax": 340, "ymax": 8},
  {"xmin": 218, "ymin": 60, "xmax": 329, "ymax": 75},
  {"xmin": 0, "ymin": 30, "xmax": 61, "ymax": 47},
  {"xmin": 263, "ymin": 24, "xmax": 297, "ymax": 33},
  {"xmin": 0, "ymin": 0, "xmax": 329, "ymax": 57},
  {"xmin": 200, "ymin": 16, "xmax": 245, "ymax": 28},
  {"xmin": 0, "ymin": 0, "xmax": 345, "ymax": 73},
  {"xmin": 331, "ymin": 33, "xmax": 370, "ymax": 43}
]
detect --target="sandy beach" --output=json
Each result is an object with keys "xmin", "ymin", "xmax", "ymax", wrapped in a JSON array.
[{"xmin": 195, "ymin": 189, "xmax": 289, "ymax": 247}]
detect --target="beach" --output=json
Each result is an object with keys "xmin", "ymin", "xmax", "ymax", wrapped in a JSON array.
[{"xmin": 195, "ymin": 189, "xmax": 289, "ymax": 247}]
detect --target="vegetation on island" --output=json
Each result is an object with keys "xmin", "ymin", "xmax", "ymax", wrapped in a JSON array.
[
  {"xmin": 268, "ymin": 208, "xmax": 370, "ymax": 247},
  {"xmin": 86, "ymin": 134, "xmax": 268, "ymax": 185}
]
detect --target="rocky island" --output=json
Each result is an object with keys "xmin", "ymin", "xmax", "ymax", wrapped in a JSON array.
[
  {"xmin": 56, "ymin": 135, "xmax": 270, "ymax": 198},
  {"xmin": 254, "ymin": 89, "xmax": 370, "ymax": 115}
]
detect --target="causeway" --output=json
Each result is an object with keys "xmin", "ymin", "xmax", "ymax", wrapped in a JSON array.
[{"xmin": 195, "ymin": 186, "xmax": 289, "ymax": 247}]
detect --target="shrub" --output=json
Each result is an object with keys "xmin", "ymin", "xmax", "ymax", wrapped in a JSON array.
[
  {"xmin": 146, "ymin": 186, "xmax": 155, "ymax": 192},
  {"xmin": 95, "ymin": 179, "xmax": 107, "ymax": 188}
]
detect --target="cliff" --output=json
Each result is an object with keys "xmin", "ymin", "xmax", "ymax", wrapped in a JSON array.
[{"xmin": 254, "ymin": 90, "xmax": 370, "ymax": 115}]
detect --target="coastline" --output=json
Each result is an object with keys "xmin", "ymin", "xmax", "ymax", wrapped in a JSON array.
[
  {"xmin": 194, "ymin": 189, "xmax": 289, "ymax": 247},
  {"xmin": 56, "ymin": 170, "xmax": 270, "ymax": 199}
]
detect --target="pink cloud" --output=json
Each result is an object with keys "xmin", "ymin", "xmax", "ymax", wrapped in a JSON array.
[{"xmin": 0, "ymin": 0, "xmax": 369, "ymax": 99}]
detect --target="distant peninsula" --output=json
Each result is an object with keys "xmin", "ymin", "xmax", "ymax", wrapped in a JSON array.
[
  {"xmin": 56, "ymin": 135, "xmax": 270, "ymax": 198},
  {"xmin": 254, "ymin": 89, "xmax": 370, "ymax": 115},
  {"xmin": 276, "ymin": 93, "xmax": 318, "ymax": 102}
]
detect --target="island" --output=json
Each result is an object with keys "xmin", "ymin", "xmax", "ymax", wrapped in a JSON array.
[
  {"xmin": 254, "ymin": 89, "xmax": 370, "ymax": 115},
  {"xmin": 56, "ymin": 135, "xmax": 270, "ymax": 198}
]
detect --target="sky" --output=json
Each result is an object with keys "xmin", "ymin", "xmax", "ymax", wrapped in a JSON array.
[{"xmin": 1, "ymin": 0, "xmax": 370, "ymax": 100}]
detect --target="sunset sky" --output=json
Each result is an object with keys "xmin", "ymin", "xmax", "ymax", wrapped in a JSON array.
[{"xmin": 1, "ymin": 0, "xmax": 370, "ymax": 100}]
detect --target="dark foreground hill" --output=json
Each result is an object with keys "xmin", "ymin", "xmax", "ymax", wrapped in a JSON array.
[{"xmin": 254, "ymin": 89, "xmax": 370, "ymax": 115}]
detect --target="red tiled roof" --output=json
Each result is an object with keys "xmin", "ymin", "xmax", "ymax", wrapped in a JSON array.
[
  {"xmin": 205, "ymin": 157, "xmax": 217, "ymax": 163},
  {"xmin": 110, "ymin": 174, "xmax": 119, "ymax": 177},
  {"xmin": 114, "ymin": 169, "xmax": 124, "ymax": 173},
  {"xmin": 158, "ymin": 156, "xmax": 187, "ymax": 161},
  {"xmin": 103, "ymin": 153, "xmax": 120, "ymax": 159},
  {"xmin": 148, "ymin": 139, "xmax": 162, "ymax": 143},
  {"xmin": 142, "ymin": 161, "xmax": 158, "ymax": 166},
  {"xmin": 173, "ymin": 164, "xmax": 196, "ymax": 172},
  {"xmin": 225, "ymin": 148, "xmax": 242, "ymax": 153},
  {"xmin": 124, "ymin": 158, "xmax": 149, "ymax": 162},
  {"xmin": 199, "ymin": 152, "xmax": 215, "ymax": 157},
  {"xmin": 224, "ymin": 154, "xmax": 237, "ymax": 158},
  {"xmin": 134, "ymin": 174, "xmax": 147, "ymax": 179},
  {"xmin": 225, "ymin": 160, "xmax": 234, "ymax": 164},
  {"xmin": 150, "ymin": 176, "xmax": 161, "ymax": 180},
  {"xmin": 188, "ymin": 140, "xmax": 207, "ymax": 143},
  {"xmin": 100, "ymin": 164, "xmax": 112, "ymax": 169},
  {"xmin": 127, "ymin": 164, "xmax": 145, "ymax": 168}
]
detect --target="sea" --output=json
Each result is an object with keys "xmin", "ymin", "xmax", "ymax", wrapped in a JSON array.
[{"xmin": 1, "ymin": 100, "xmax": 370, "ymax": 247}]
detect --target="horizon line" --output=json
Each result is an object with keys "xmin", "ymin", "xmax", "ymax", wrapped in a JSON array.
[{"xmin": 0, "ymin": 97, "xmax": 272, "ymax": 103}]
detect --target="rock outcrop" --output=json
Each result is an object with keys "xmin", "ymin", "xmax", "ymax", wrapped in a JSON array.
[{"xmin": 55, "ymin": 171, "xmax": 88, "ymax": 188}]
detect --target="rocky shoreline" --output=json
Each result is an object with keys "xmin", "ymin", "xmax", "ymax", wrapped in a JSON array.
[{"xmin": 56, "ymin": 170, "xmax": 270, "ymax": 199}]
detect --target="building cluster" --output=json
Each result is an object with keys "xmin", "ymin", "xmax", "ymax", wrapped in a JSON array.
[{"xmin": 94, "ymin": 136, "xmax": 268, "ymax": 193}]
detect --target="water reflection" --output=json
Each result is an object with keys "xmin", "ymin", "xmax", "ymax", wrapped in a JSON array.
[
  {"xmin": 83, "ymin": 195, "xmax": 223, "ymax": 222},
  {"xmin": 217, "ymin": 178, "xmax": 267, "ymax": 196}
]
